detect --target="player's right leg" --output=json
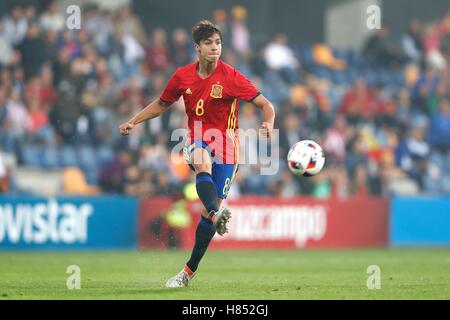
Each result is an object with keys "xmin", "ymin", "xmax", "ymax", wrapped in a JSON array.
[
  {"xmin": 191, "ymin": 147, "xmax": 219, "ymax": 215},
  {"xmin": 190, "ymin": 147, "xmax": 231, "ymax": 235}
]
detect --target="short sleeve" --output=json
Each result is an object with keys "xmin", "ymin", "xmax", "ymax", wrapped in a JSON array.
[
  {"xmin": 230, "ymin": 69, "xmax": 261, "ymax": 102},
  {"xmin": 160, "ymin": 71, "xmax": 182, "ymax": 104}
]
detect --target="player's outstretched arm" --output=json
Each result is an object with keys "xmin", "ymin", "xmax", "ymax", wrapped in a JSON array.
[
  {"xmin": 119, "ymin": 99, "xmax": 171, "ymax": 136},
  {"xmin": 251, "ymin": 94, "xmax": 275, "ymax": 138}
]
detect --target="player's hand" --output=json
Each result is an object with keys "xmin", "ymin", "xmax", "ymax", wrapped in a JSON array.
[
  {"xmin": 259, "ymin": 122, "xmax": 273, "ymax": 138},
  {"xmin": 119, "ymin": 121, "xmax": 135, "ymax": 136}
]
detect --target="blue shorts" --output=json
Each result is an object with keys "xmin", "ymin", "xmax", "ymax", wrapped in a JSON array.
[{"xmin": 183, "ymin": 140, "xmax": 239, "ymax": 199}]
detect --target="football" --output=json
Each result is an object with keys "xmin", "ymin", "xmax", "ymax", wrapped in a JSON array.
[{"xmin": 287, "ymin": 140, "xmax": 325, "ymax": 176}]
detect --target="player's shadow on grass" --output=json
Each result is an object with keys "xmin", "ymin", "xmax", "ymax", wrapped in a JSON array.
[{"xmin": 116, "ymin": 287, "xmax": 192, "ymax": 296}]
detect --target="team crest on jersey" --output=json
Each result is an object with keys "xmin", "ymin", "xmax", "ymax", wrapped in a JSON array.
[{"xmin": 210, "ymin": 83, "xmax": 223, "ymax": 99}]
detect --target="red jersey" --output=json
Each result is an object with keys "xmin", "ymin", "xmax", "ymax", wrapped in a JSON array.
[{"xmin": 160, "ymin": 60, "xmax": 260, "ymax": 164}]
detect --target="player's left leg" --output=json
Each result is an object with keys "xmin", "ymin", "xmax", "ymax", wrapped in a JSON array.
[
  {"xmin": 166, "ymin": 163, "xmax": 237, "ymax": 288},
  {"xmin": 165, "ymin": 198, "xmax": 221, "ymax": 289}
]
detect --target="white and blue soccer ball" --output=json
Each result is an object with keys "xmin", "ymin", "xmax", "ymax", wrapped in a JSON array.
[{"xmin": 287, "ymin": 140, "xmax": 325, "ymax": 177}]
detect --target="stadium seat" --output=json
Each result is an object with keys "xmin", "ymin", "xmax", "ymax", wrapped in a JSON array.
[
  {"xmin": 363, "ymin": 68, "xmax": 378, "ymax": 86},
  {"xmin": 345, "ymin": 68, "xmax": 358, "ymax": 85},
  {"xmin": 313, "ymin": 66, "xmax": 332, "ymax": 81},
  {"xmin": 332, "ymin": 48, "xmax": 346, "ymax": 61},
  {"xmin": 331, "ymin": 70, "xmax": 347, "ymax": 85},
  {"xmin": 59, "ymin": 145, "xmax": 78, "ymax": 167},
  {"xmin": 41, "ymin": 146, "xmax": 59, "ymax": 169},
  {"xmin": 394, "ymin": 70, "xmax": 405, "ymax": 87},
  {"xmin": 62, "ymin": 167, "xmax": 100, "ymax": 195},
  {"xmin": 379, "ymin": 69, "xmax": 391, "ymax": 86},
  {"xmin": 83, "ymin": 167, "xmax": 100, "ymax": 186},
  {"xmin": 20, "ymin": 144, "xmax": 42, "ymax": 167},
  {"xmin": 77, "ymin": 145, "xmax": 98, "ymax": 169},
  {"xmin": 96, "ymin": 146, "xmax": 115, "ymax": 167},
  {"xmin": 298, "ymin": 46, "xmax": 313, "ymax": 65},
  {"xmin": 348, "ymin": 50, "xmax": 367, "ymax": 69}
]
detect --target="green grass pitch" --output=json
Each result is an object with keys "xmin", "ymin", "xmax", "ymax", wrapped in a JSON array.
[{"xmin": 0, "ymin": 248, "xmax": 448, "ymax": 299}]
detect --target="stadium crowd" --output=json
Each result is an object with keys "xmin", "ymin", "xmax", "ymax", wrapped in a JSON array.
[{"xmin": 0, "ymin": 1, "xmax": 450, "ymax": 198}]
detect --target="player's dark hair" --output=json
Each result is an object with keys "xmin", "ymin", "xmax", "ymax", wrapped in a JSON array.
[{"xmin": 192, "ymin": 20, "xmax": 222, "ymax": 45}]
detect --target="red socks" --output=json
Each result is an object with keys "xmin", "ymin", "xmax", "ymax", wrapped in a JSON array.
[{"xmin": 184, "ymin": 265, "xmax": 195, "ymax": 278}]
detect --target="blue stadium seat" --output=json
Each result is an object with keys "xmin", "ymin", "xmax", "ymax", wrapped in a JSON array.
[
  {"xmin": 332, "ymin": 48, "xmax": 347, "ymax": 62},
  {"xmin": 346, "ymin": 68, "xmax": 359, "ymax": 85},
  {"xmin": 394, "ymin": 70, "xmax": 405, "ymax": 87},
  {"xmin": 77, "ymin": 145, "xmax": 98, "ymax": 169},
  {"xmin": 82, "ymin": 166, "xmax": 100, "ymax": 185},
  {"xmin": 20, "ymin": 144, "xmax": 42, "ymax": 167},
  {"xmin": 378, "ymin": 69, "xmax": 391, "ymax": 86},
  {"xmin": 96, "ymin": 146, "xmax": 115, "ymax": 167},
  {"xmin": 348, "ymin": 51, "xmax": 367, "ymax": 68},
  {"xmin": 298, "ymin": 46, "xmax": 314, "ymax": 68},
  {"xmin": 59, "ymin": 145, "xmax": 78, "ymax": 167},
  {"xmin": 42, "ymin": 146, "xmax": 59, "ymax": 168},
  {"xmin": 313, "ymin": 66, "xmax": 332, "ymax": 81},
  {"xmin": 331, "ymin": 70, "xmax": 346, "ymax": 85},
  {"xmin": 363, "ymin": 68, "xmax": 378, "ymax": 86}
]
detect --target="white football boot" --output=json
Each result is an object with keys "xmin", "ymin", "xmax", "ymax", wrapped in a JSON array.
[
  {"xmin": 165, "ymin": 269, "xmax": 192, "ymax": 288},
  {"xmin": 212, "ymin": 207, "xmax": 232, "ymax": 236}
]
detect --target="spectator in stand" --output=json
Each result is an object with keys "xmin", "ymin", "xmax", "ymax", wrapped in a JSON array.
[
  {"xmin": 170, "ymin": 28, "xmax": 194, "ymax": 68},
  {"xmin": 84, "ymin": 4, "xmax": 102, "ymax": 35},
  {"xmin": 423, "ymin": 16, "xmax": 449, "ymax": 71},
  {"xmin": 145, "ymin": 28, "xmax": 172, "ymax": 73},
  {"xmin": 323, "ymin": 114, "xmax": 348, "ymax": 166},
  {"xmin": 39, "ymin": 0, "xmax": 65, "ymax": 33},
  {"xmin": 279, "ymin": 112, "xmax": 304, "ymax": 159},
  {"xmin": 307, "ymin": 75, "xmax": 334, "ymax": 131},
  {"xmin": 27, "ymin": 97, "xmax": 55, "ymax": 146},
  {"xmin": 396, "ymin": 124, "xmax": 431, "ymax": 190},
  {"xmin": 2, "ymin": 88, "xmax": 30, "ymax": 153},
  {"xmin": 25, "ymin": 65, "xmax": 57, "ymax": 112},
  {"xmin": 99, "ymin": 149, "xmax": 132, "ymax": 193},
  {"xmin": 351, "ymin": 164, "xmax": 370, "ymax": 197},
  {"xmin": 363, "ymin": 25, "xmax": 406, "ymax": 68},
  {"xmin": 12, "ymin": 66, "xmax": 25, "ymax": 94},
  {"xmin": 153, "ymin": 170, "xmax": 180, "ymax": 196},
  {"xmin": 428, "ymin": 98, "xmax": 450, "ymax": 152},
  {"xmin": 339, "ymin": 78, "xmax": 376, "ymax": 125},
  {"xmin": 345, "ymin": 133, "xmax": 369, "ymax": 182},
  {"xmin": 2, "ymin": 4, "xmax": 28, "ymax": 47},
  {"xmin": 124, "ymin": 164, "xmax": 146, "ymax": 196},
  {"xmin": 0, "ymin": 21, "xmax": 15, "ymax": 66},
  {"xmin": 230, "ymin": 5, "xmax": 251, "ymax": 57},
  {"xmin": 42, "ymin": 29, "xmax": 60, "ymax": 73},
  {"xmin": 17, "ymin": 22, "xmax": 47, "ymax": 79},
  {"xmin": 0, "ymin": 153, "xmax": 8, "ymax": 193},
  {"xmin": 23, "ymin": 5, "xmax": 36, "ymax": 22},
  {"xmin": 410, "ymin": 66, "xmax": 440, "ymax": 116},
  {"xmin": 212, "ymin": 9, "xmax": 230, "ymax": 50},
  {"xmin": 312, "ymin": 43, "xmax": 346, "ymax": 70},
  {"xmin": 402, "ymin": 19, "xmax": 424, "ymax": 66},
  {"xmin": 0, "ymin": 69, "xmax": 13, "ymax": 93},
  {"xmin": 264, "ymin": 33, "xmax": 301, "ymax": 84},
  {"xmin": 54, "ymin": 58, "xmax": 86, "ymax": 142},
  {"xmin": 113, "ymin": 4, "xmax": 146, "ymax": 45},
  {"xmin": 0, "ymin": 85, "xmax": 9, "ymax": 145},
  {"xmin": 96, "ymin": 69, "xmax": 117, "ymax": 108}
]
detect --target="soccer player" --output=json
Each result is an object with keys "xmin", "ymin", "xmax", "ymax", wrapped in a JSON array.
[{"xmin": 119, "ymin": 20, "xmax": 275, "ymax": 288}]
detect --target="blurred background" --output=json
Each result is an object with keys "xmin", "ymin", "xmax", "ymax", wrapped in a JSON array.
[{"xmin": 0, "ymin": 0, "xmax": 449, "ymax": 250}]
